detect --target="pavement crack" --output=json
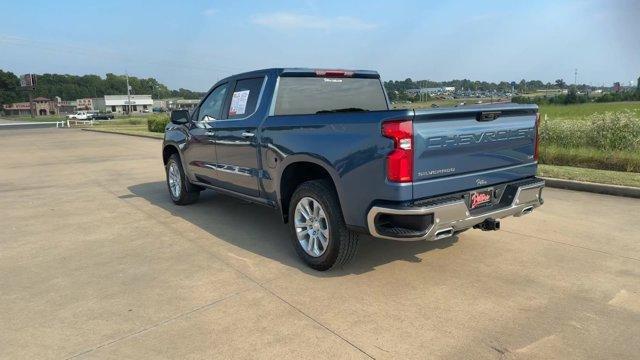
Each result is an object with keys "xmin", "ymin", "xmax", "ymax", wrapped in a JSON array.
[
  {"xmin": 64, "ymin": 288, "xmax": 251, "ymax": 359},
  {"xmin": 503, "ymin": 229, "xmax": 640, "ymax": 263},
  {"xmin": 98, "ymin": 185, "xmax": 373, "ymax": 358},
  {"xmin": 258, "ymin": 283, "xmax": 376, "ymax": 360}
]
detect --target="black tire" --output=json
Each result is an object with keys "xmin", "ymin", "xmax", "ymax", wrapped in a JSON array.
[
  {"xmin": 288, "ymin": 180, "xmax": 358, "ymax": 271},
  {"xmin": 166, "ymin": 153, "xmax": 200, "ymax": 205}
]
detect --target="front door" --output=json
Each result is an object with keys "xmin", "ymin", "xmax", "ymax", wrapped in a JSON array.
[
  {"xmin": 209, "ymin": 77, "xmax": 265, "ymax": 197},
  {"xmin": 183, "ymin": 82, "xmax": 229, "ymax": 184}
]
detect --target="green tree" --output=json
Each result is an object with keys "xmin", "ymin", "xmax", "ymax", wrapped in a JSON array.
[{"xmin": 0, "ymin": 70, "xmax": 23, "ymax": 106}]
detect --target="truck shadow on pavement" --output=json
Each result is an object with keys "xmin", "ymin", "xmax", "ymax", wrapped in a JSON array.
[{"xmin": 128, "ymin": 182, "xmax": 458, "ymax": 276}]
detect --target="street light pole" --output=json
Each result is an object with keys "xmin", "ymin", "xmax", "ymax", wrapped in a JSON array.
[{"xmin": 126, "ymin": 71, "xmax": 131, "ymax": 115}]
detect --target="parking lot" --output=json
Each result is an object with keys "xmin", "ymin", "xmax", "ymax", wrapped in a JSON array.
[{"xmin": 1, "ymin": 128, "xmax": 639, "ymax": 359}]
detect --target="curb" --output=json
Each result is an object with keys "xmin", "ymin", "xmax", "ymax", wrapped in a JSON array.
[
  {"xmin": 541, "ymin": 177, "xmax": 640, "ymax": 199},
  {"xmin": 80, "ymin": 129, "xmax": 640, "ymax": 199},
  {"xmin": 81, "ymin": 128, "xmax": 163, "ymax": 140}
]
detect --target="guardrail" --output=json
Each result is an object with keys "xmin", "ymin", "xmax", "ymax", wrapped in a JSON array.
[
  {"xmin": 0, "ymin": 121, "xmax": 66, "ymax": 128},
  {"xmin": 66, "ymin": 119, "xmax": 119, "ymax": 127},
  {"xmin": 0, "ymin": 118, "xmax": 121, "ymax": 129}
]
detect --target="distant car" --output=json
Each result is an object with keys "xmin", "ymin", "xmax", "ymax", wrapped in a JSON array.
[
  {"xmin": 67, "ymin": 111, "xmax": 91, "ymax": 120},
  {"xmin": 92, "ymin": 113, "xmax": 115, "ymax": 120},
  {"xmin": 142, "ymin": 109, "xmax": 151, "ymax": 113}
]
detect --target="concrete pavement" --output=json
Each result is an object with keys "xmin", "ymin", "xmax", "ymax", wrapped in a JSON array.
[{"xmin": 1, "ymin": 128, "xmax": 639, "ymax": 359}]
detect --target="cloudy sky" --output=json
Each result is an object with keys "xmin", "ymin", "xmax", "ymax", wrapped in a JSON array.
[{"xmin": 1, "ymin": 0, "xmax": 638, "ymax": 90}]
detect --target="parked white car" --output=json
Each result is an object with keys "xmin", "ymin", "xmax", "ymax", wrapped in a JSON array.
[{"xmin": 67, "ymin": 111, "xmax": 92, "ymax": 120}]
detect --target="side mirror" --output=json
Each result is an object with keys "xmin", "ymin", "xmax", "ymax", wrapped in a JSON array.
[{"xmin": 170, "ymin": 110, "xmax": 190, "ymax": 125}]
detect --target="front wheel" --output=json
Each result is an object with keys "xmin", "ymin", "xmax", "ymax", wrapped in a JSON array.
[
  {"xmin": 166, "ymin": 153, "xmax": 200, "ymax": 205},
  {"xmin": 288, "ymin": 180, "xmax": 358, "ymax": 271}
]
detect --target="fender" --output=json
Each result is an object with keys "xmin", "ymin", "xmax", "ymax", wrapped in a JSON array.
[
  {"xmin": 162, "ymin": 128, "xmax": 191, "ymax": 178},
  {"xmin": 274, "ymin": 153, "xmax": 346, "ymax": 216}
]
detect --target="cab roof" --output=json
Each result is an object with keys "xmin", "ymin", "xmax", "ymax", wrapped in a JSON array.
[{"xmin": 220, "ymin": 68, "xmax": 380, "ymax": 81}]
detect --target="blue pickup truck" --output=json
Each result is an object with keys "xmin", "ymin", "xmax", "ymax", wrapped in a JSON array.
[{"xmin": 162, "ymin": 68, "xmax": 544, "ymax": 270}]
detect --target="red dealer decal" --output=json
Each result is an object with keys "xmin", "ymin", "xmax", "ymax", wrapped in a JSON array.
[{"xmin": 470, "ymin": 191, "xmax": 492, "ymax": 209}]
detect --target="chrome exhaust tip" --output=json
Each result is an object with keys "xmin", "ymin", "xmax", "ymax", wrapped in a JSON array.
[
  {"xmin": 521, "ymin": 206, "xmax": 534, "ymax": 216},
  {"xmin": 434, "ymin": 227, "xmax": 454, "ymax": 240}
]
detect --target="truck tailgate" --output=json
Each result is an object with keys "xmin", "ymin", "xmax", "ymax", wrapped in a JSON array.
[{"xmin": 412, "ymin": 104, "xmax": 538, "ymax": 198}]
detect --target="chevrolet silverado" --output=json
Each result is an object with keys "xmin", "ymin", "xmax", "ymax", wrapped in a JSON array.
[{"xmin": 162, "ymin": 68, "xmax": 544, "ymax": 270}]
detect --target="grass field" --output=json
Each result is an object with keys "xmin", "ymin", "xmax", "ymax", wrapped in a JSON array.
[
  {"xmin": 540, "ymin": 145, "xmax": 639, "ymax": 172},
  {"xmin": 539, "ymin": 101, "xmax": 640, "ymax": 119},
  {"xmin": 538, "ymin": 164, "xmax": 640, "ymax": 188},
  {"xmin": 80, "ymin": 116, "xmax": 166, "ymax": 138},
  {"xmin": 393, "ymin": 100, "xmax": 640, "ymax": 117},
  {"xmin": 6, "ymin": 115, "xmax": 66, "ymax": 122}
]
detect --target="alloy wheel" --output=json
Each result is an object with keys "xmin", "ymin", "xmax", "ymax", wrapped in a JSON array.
[
  {"xmin": 294, "ymin": 197, "xmax": 330, "ymax": 257},
  {"xmin": 168, "ymin": 161, "xmax": 182, "ymax": 199}
]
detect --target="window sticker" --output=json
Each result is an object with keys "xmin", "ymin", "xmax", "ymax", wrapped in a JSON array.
[{"xmin": 229, "ymin": 90, "xmax": 250, "ymax": 116}]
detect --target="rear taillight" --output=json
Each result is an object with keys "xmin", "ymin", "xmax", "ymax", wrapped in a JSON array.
[
  {"xmin": 534, "ymin": 112, "xmax": 540, "ymax": 161},
  {"xmin": 382, "ymin": 119, "xmax": 413, "ymax": 183}
]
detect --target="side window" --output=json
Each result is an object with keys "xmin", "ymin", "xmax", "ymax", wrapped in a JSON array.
[
  {"xmin": 227, "ymin": 77, "xmax": 264, "ymax": 119},
  {"xmin": 198, "ymin": 83, "xmax": 228, "ymax": 122}
]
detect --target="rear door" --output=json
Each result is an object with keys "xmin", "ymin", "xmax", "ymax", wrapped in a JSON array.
[
  {"xmin": 209, "ymin": 76, "xmax": 266, "ymax": 197},
  {"xmin": 412, "ymin": 105, "xmax": 538, "ymax": 196}
]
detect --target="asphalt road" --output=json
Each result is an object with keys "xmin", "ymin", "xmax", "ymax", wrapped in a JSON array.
[{"xmin": 1, "ymin": 128, "xmax": 639, "ymax": 359}]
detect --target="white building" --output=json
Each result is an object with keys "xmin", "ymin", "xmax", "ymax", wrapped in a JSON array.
[
  {"xmin": 92, "ymin": 95, "xmax": 153, "ymax": 114},
  {"xmin": 153, "ymin": 99, "xmax": 201, "ymax": 111},
  {"xmin": 76, "ymin": 98, "xmax": 94, "ymax": 110}
]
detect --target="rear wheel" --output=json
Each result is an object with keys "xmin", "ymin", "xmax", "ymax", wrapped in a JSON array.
[
  {"xmin": 166, "ymin": 153, "xmax": 200, "ymax": 205},
  {"xmin": 288, "ymin": 180, "xmax": 358, "ymax": 271}
]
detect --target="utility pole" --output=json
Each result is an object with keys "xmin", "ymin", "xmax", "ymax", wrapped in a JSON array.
[
  {"xmin": 126, "ymin": 71, "xmax": 131, "ymax": 115},
  {"xmin": 19, "ymin": 74, "xmax": 37, "ymax": 118},
  {"xmin": 28, "ymin": 92, "xmax": 35, "ymax": 118},
  {"xmin": 574, "ymin": 68, "xmax": 578, "ymax": 86}
]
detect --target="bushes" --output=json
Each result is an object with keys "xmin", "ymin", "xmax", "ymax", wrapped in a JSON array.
[
  {"xmin": 513, "ymin": 89, "xmax": 640, "ymax": 106},
  {"xmin": 538, "ymin": 110, "xmax": 640, "ymax": 172},
  {"xmin": 512, "ymin": 92, "xmax": 589, "ymax": 106},
  {"xmin": 147, "ymin": 114, "xmax": 170, "ymax": 133},
  {"xmin": 540, "ymin": 111, "xmax": 640, "ymax": 151},
  {"xmin": 587, "ymin": 111, "xmax": 640, "ymax": 151}
]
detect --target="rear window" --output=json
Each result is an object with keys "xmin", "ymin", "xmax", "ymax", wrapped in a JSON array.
[
  {"xmin": 227, "ymin": 77, "xmax": 264, "ymax": 119},
  {"xmin": 274, "ymin": 77, "xmax": 388, "ymax": 116}
]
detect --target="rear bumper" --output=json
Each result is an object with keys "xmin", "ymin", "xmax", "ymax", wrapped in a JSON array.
[{"xmin": 367, "ymin": 179, "xmax": 544, "ymax": 241}]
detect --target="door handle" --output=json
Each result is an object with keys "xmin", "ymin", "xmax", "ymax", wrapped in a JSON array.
[
  {"xmin": 241, "ymin": 132, "xmax": 255, "ymax": 138},
  {"xmin": 204, "ymin": 131, "xmax": 216, "ymax": 136}
]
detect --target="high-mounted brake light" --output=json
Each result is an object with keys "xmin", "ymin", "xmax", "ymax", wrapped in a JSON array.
[
  {"xmin": 382, "ymin": 119, "xmax": 413, "ymax": 183},
  {"xmin": 534, "ymin": 112, "xmax": 540, "ymax": 161},
  {"xmin": 315, "ymin": 69, "xmax": 354, "ymax": 77}
]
